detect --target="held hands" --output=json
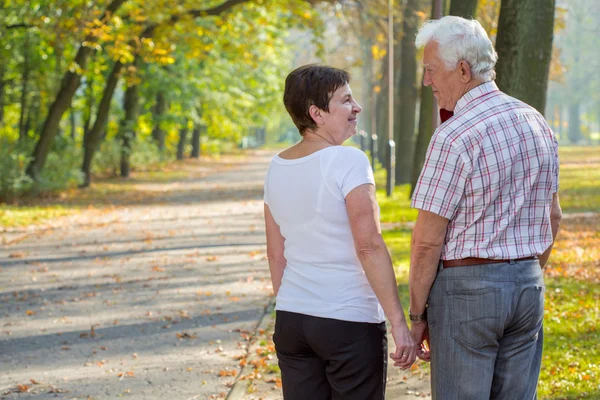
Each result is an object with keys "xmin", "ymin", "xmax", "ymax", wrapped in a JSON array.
[
  {"xmin": 410, "ymin": 321, "xmax": 431, "ymax": 362},
  {"xmin": 389, "ymin": 323, "xmax": 418, "ymax": 369}
]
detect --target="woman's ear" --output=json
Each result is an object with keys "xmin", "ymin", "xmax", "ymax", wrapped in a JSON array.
[{"xmin": 309, "ymin": 105, "xmax": 324, "ymax": 125}]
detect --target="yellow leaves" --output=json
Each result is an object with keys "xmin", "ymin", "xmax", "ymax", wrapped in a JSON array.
[
  {"xmin": 373, "ymin": 86, "xmax": 382, "ymax": 94},
  {"xmin": 415, "ymin": 11, "xmax": 427, "ymax": 20},
  {"xmin": 26, "ymin": 310, "xmax": 36, "ymax": 316},
  {"xmin": 372, "ymin": 45, "xmax": 387, "ymax": 61},
  {"xmin": 218, "ymin": 369, "xmax": 237, "ymax": 377}
]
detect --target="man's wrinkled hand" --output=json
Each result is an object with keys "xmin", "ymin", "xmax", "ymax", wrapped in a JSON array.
[{"xmin": 411, "ymin": 321, "xmax": 431, "ymax": 362}]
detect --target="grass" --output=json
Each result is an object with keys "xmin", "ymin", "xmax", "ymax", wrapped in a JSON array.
[
  {"xmin": 377, "ymin": 145, "xmax": 600, "ymax": 399},
  {"xmin": 557, "ymin": 146, "xmax": 600, "ymax": 213},
  {"xmin": 0, "ymin": 205, "xmax": 74, "ymax": 228},
  {"xmin": 540, "ymin": 279, "xmax": 600, "ymax": 399}
]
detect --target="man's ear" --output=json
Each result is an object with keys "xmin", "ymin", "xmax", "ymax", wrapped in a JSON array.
[
  {"xmin": 309, "ymin": 105, "xmax": 324, "ymax": 125},
  {"xmin": 459, "ymin": 60, "xmax": 472, "ymax": 83}
]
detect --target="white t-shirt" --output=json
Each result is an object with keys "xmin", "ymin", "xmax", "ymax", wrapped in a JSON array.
[{"xmin": 264, "ymin": 146, "xmax": 385, "ymax": 323}]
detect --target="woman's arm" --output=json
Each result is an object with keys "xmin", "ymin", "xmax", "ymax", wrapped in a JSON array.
[
  {"xmin": 346, "ymin": 184, "xmax": 417, "ymax": 369},
  {"xmin": 264, "ymin": 203, "xmax": 286, "ymax": 296}
]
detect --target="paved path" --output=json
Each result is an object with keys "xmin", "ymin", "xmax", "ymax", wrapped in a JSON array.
[{"xmin": 0, "ymin": 151, "xmax": 430, "ymax": 399}]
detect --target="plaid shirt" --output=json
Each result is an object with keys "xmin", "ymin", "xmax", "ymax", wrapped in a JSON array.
[{"xmin": 411, "ymin": 81, "xmax": 559, "ymax": 261}]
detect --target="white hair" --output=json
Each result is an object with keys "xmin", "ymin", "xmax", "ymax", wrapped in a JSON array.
[{"xmin": 415, "ymin": 16, "xmax": 498, "ymax": 81}]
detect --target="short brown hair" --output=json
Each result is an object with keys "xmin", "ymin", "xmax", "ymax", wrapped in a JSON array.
[{"xmin": 283, "ymin": 64, "xmax": 350, "ymax": 135}]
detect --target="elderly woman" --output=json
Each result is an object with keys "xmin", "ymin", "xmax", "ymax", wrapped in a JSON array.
[{"xmin": 263, "ymin": 64, "xmax": 416, "ymax": 399}]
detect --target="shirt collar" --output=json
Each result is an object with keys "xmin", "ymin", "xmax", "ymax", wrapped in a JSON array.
[{"xmin": 453, "ymin": 80, "xmax": 499, "ymax": 115}]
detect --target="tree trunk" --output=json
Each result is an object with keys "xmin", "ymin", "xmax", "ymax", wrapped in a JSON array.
[
  {"xmin": 359, "ymin": 35, "xmax": 374, "ymax": 138},
  {"xmin": 81, "ymin": 61, "xmax": 124, "ymax": 187},
  {"xmin": 120, "ymin": 82, "xmax": 140, "ymax": 178},
  {"xmin": 151, "ymin": 91, "xmax": 167, "ymax": 152},
  {"xmin": 410, "ymin": 0, "xmax": 446, "ymax": 197},
  {"xmin": 25, "ymin": 0, "xmax": 128, "ymax": 180},
  {"xmin": 376, "ymin": 52, "xmax": 390, "ymax": 165},
  {"xmin": 177, "ymin": 120, "xmax": 189, "ymax": 160},
  {"xmin": 568, "ymin": 103, "xmax": 582, "ymax": 144},
  {"xmin": 190, "ymin": 124, "xmax": 202, "ymax": 158},
  {"xmin": 19, "ymin": 33, "xmax": 31, "ymax": 142},
  {"xmin": 449, "ymin": 0, "xmax": 478, "ymax": 18},
  {"xmin": 394, "ymin": 0, "xmax": 419, "ymax": 185},
  {"xmin": 83, "ymin": 74, "xmax": 95, "ymax": 138},
  {"xmin": 70, "ymin": 108, "xmax": 76, "ymax": 139},
  {"xmin": 495, "ymin": 0, "xmax": 555, "ymax": 113}
]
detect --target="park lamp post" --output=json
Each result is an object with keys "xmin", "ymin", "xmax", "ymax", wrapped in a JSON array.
[{"xmin": 386, "ymin": 0, "xmax": 395, "ymax": 197}]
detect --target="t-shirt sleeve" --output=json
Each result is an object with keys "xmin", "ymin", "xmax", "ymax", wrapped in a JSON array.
[
  {"xmin": 411, "ymin": 133, "xmax": 469, "ymax": 220},
  {"xmin": 335, "ymin": 148, "xmax": 375, "ymax": 198}
]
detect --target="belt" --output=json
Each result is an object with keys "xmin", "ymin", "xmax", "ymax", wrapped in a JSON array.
[{"xmin": 442, "ymin": 256, "xmax": 537, "ymax": 268}]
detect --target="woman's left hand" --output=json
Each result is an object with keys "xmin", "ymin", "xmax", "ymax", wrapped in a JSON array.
[{"xmin": 389, "ymin": 322, "xmax": 418, "ymax": 369}]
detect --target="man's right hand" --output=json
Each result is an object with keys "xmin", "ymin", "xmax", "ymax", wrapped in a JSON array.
[{"xmin": 411, "ymin": 321, "xmax": 431, "ymax": 362}]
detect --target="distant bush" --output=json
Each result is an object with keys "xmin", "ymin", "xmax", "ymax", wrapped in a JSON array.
[
  {"xmin": 0, "ymin": 136, "xmax": 82, "ymax": 201},
  {"xmin": 0, "ymin": 138, "xmax": 34, "ymax": 201},
  {"xmin": 93, "ymin": 136, "xmax": 168, "ymax": 176},
  {"xmin": 37, "ymin": 136, "xmax": 83, "ymax": 191}
]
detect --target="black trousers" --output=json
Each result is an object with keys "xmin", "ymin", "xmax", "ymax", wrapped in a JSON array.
[{"xmin": 273, "ymin": 310, "xmax": 387, "ymax": 400}]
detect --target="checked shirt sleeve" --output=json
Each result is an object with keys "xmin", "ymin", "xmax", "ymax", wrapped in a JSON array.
[
  {"xmin": 551, "ymin": 130, "xmax": 560, "ymax": 193},
  {"xmin": 411, "ymin": 133, "xmax": 470, "ymax": 220}
]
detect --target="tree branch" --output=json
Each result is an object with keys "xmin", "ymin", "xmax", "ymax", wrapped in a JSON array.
[{"xmin": 142, "ymin": 0, "xmax": 252, "ymax": 38}]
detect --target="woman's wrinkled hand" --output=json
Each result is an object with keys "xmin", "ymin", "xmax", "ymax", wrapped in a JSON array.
[{"xmin": 389, "ymin": 323, "xmax": 418, "ymax": 369}]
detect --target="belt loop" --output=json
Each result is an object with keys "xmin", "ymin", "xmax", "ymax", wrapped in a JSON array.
[{"xmin": 508, "ymin": 259, "xmax": 517, "ymax": 265}]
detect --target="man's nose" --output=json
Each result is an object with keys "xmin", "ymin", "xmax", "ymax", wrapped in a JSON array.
[
  {"xmin": 423, "ymin": 70, "xmax": 432, "ymax": 86},
  {"xmin": 353, "ymin": 101, "xmax": 362, "ymax": 113}
]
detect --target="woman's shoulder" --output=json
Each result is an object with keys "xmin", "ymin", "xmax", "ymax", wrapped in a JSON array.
[{"xmin": 335, "ymin": 146, "xmax": 370, "ymax": 162}]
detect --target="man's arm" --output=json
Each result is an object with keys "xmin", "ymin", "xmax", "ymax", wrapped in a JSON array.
[
  {"xmin": 264, "ymin": 204, "xmax": 286, "ymax": 296},
  {"xmin": 409, "ymin": 210, "xmax": 449, "ymax": 316},
  {"xmin": 539, "ymin": 193, "xmax": 562, "ymax": 268}
]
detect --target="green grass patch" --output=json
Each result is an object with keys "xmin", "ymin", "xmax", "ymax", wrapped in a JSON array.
[
  {"xmin": 557, "ymin": 146, "xmax": 600, "ymax": 213},
  {"xmin": 539, "ymin": 279, "xmax": 600, "ymax": 399},
  {"xmin": 376, "ymin": 186, "xmax": 419, "ymax": 224},
  {"xmin": 0, "ymin": 205, "xmax": 77, "ymax": 228}
]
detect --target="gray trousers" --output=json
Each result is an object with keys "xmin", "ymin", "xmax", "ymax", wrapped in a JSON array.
[{"xmin": 428, "ymin": 259, "xmax": 544, "ymax": 400}]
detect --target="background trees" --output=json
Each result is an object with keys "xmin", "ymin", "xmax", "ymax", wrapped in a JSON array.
[{"xmin": 1, "ymin": 0, "xmax": 596, "ymax": 201}]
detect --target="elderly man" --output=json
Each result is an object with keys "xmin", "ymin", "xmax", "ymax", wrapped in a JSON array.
[{"xmin": 405, "ymin": 16, "xmax": 562, "ymax": 399}]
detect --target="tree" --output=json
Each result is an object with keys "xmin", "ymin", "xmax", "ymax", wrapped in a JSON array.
[
  {"xmin": 410, "ymin": 0, "xmax": 446, "ymax": 197},
  {"xmin": 449, "ymin": 0, "xmax": 478, "ymax": 18},
  {"xmin": 495, "ymin": 0, "xmax": 555, "ymax": 113},
  {"xmin": 394, "ymin": 0, "xmax": 420, "ymax": 185},
  {"xmin": 26, "ymin": 0, "xmax": 129, "ymax": 180}
]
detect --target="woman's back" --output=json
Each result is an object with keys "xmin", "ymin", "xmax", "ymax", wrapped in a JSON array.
[{"xmin": 264, "ymin": 146, "xmax": 384, "ymax": 323}]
